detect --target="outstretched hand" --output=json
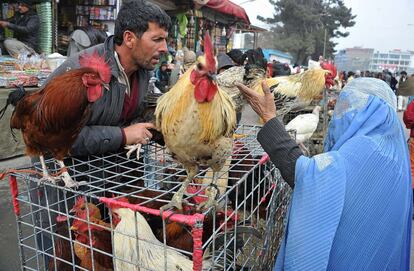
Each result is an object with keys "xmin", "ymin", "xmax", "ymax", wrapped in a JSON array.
[{"xmin": 236, "ymin": 81, "xmax": 276, "ymax": 123}]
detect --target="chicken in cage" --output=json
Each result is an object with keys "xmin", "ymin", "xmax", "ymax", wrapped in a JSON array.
[{"xmin": 6, "ymin": 125, "xmax": 291, "ymax": 271}]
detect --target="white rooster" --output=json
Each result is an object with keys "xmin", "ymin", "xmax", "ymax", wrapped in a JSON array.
[
  {"xmin": 285, "ymin": 106, "xmax": 321, "ymax": 156},
  {"xmin": 112, "ymin": 207, "xmax": 214, "ymax": 271},
  {"xmin": 112, "ymin": 207, "xmax": 193, "ymax": 271}
]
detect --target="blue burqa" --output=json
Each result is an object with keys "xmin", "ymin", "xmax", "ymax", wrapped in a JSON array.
[{"xmin": 274, "ymin": 78, "xmax": 412, "ymax": 270}]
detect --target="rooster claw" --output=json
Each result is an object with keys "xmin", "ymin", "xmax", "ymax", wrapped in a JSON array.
[
  {"xmin": 59, "ymin": 172, "xmax": 87, "ymax": 189},
  {"xmin": 196, "ymin": 184, "xmax": 218, "ymax": 211},
  {"xmin": 160, "ymin": 198, "xmax": 189, "ymax": 214},
  {"xmin": 125, "ymin": 143, "xmax": 142, "ymax": 160},
  {"xmin": 196, "ymin": 198, "xmax": 218, "ymax": 212},
  {"xmin": 38, "ymin": 175, "xmax": 59, "ymax": 186}
]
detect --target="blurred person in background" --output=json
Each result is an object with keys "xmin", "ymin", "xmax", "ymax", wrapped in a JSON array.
[
  {"xmin": 155, "ymin": 61, "xmax": 170, "ymax": 93},
  {"xmin": 67, "ymin": 25, "xmax": 107, "ymax": 56},
  {"xmin": 0, "ymin": 0, "xmax": 39, "ymax": 57},
  {"xmin": 397, "ymin": 71, "xmax": 409, "ymax": 111}
]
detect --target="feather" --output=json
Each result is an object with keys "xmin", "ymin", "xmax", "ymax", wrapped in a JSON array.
[{"xmin": 79, "ymin": 50, "xmax": 111, "ymax": 83}]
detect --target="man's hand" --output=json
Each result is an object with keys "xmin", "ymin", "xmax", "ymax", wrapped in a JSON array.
[
  {"xmin": 0, "ymin": 21, "xmax": 9, "ymax": 28},
  {"xmin": 123, "ymin": 123, "xmax": 155, "ymax": 145},
  {"xmin": 236, "ymin": 81, "xmax": 276, "ymax": 123}
]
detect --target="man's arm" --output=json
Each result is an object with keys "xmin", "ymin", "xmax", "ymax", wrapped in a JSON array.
[
  {"xmin": 7, "ymin": 15, "xmax": 39, "ymax": 35},
  {"xmin": 71, "ymin": 126, "xmax": 123, "ymax": 156}
]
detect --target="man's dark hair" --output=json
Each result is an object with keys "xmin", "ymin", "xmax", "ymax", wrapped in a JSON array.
[{"xmin": 114, "ymin": 0, "xmax": 171, "ymax": 45}]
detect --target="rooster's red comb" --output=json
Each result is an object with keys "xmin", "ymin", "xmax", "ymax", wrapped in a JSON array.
[
  {"xmin": 203, "ymin": 32, "xmax": 216, "ymax": 73},
  {"xmin": 74, "ymin": 196, "xmax": 85, "ymax": 207},
  {"xmin": 79, "ymin": 50, "xmax": 111, "ymax": 83}
]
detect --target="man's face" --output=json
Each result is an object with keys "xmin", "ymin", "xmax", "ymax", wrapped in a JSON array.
[
  {"xmin": 17, "ymin": 3, "xmax": 29, "ymax": 13},
  {"xmin": 131, "ymin": 22, "xmax": 168, "ymax": 70}
]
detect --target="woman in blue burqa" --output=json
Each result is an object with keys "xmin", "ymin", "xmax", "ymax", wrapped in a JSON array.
[{"xmin": 236, "ymin": 77, "xmax": 412, "ymax": 270}]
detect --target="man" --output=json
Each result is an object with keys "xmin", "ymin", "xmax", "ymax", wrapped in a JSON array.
[
  {"xmin": 30, "ymin": 1, "xmax": 171, "ymax": 268},
  {"xmin": 0, "ymin": 0, "xmax": 39, "ymax": 56},
  {"xmin": 46, "ymin": 0, "xmax": 170, "ymax": 156}
]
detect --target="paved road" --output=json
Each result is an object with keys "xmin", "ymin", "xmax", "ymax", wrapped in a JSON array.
[{"xmin": 0, "ymin": 107, "xmax": 412, "ymax": 270}]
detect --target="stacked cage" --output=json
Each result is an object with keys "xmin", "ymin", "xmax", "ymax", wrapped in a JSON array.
[{"xmin": 8, "ymin": 125, "xmax": 291, "ymax": 271}]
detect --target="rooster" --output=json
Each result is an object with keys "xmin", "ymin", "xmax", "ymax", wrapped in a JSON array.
[
  {"xmin": 155, "ymin": 32, "xmax": 237, "ymax": 211},
  {"xmin": 216, "ymin": 48, "xmax": 268, "ymax": 113},
  {"xmin": 265, "ymin": 62, "xmax": 336, "ymax": 119},
  {"xmin": 0, "ymin": 51, "xmax": 111, "ymax": 188},
  {"xmin": 48, "ymin": 215, "xmax": 80, "ymax": 271},
  {"xmin": 110, "ymin": 206, "xmax": 197, "ymax": 271},
  {"xmin": 70, "ymin": 197, "xmax": 114, "ymax": 271},
  {"xmin": 217, "ymin": 53, "xmax": 336, "ymax": 120}
]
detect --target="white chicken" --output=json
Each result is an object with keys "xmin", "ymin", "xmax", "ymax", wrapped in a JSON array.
[
  {"xmin": 113, "ymin": 207, "xmax": 192, "ymax": 271},
  {"xmin": 112, "ymin": 207, "xmax": 212, "ymax": 271},
  {"xmin": 285, "ymin": 106, "xmax": 321, "ymax": 156}
]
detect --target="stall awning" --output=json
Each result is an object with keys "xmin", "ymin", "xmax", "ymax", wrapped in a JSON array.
[{"xmin": 194, "ymin": 0, "xmax": 250, "ymax": 24}]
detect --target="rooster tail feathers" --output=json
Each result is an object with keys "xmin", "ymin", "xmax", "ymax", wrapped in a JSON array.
[
  {"xmin": 0, "ymin": 85, "xmax": 26, "ymax": 120},
  {"xmin": 79, "ymin": 50, "xmax": 112, "ymax": 83},
  {"xmin": 203, "ymin": 32, "xmax": 216, "ymax": 72}
]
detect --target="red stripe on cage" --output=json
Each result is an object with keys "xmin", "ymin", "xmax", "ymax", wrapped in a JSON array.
[
  {"xmin": 9, "ymin": 175, "xmax": 20, "ymax": 216},
  {"xmin": 191, "ymin": 221, "xmax": 204, "ymax": 271},
  {"xmin": 99, "ymin": 197, "xmax": 205, "ymax": 226},
  {"xmin": 261, "ymin": 182, "xmax": 276, "ymax": 204},
  {"xmin": 259, "ymin": 153, "xmax": 269, "ymax": 165}
]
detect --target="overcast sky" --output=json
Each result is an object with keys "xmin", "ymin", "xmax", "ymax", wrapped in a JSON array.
[{"xmin": 232, "ymin": 0, "xmax": 414, "ymax": 52}]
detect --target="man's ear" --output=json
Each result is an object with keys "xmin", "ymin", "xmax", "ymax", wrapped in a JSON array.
[{"xmin": 123, "ymin": 31, "xmax": 135, "ymax": 49}]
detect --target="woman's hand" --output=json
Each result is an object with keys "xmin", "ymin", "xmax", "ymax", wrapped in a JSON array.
[{"xmin": 236, "ymin": 81, "xmax": 276, "ymax": 123}]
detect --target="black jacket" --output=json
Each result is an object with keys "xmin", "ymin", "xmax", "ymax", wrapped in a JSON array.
[
  {"xmin": 257, "ymin": 118, "xmax": 303, "ymax": 187},
  {"xmin": 8, "ymin": 10, "xmax": 40, "ymax": 51}
]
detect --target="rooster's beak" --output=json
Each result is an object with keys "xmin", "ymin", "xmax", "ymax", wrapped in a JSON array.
[
  {"xmin": 207, "ymin": 72, "xmax": 217, "ymax": 82},
  {"xmin": 70, "ymin": 225, "xmax": 78, "ymax": 231},
  {"xmin": 103, "ymin": 83, "xmax": 110, "ymax": 90}
]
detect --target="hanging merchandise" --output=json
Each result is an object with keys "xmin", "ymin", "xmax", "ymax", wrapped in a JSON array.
[
  {"xmin": 36, "ymin": 2, "xmax": 53, "ymax": 55},
  {"xmin": 176, "ymin": 13, "xmax": 188, "ymax": 38},
  {"xmin": 1, "ymin": 3, "xmax": 17, "ymax": 38},
  {"xmin": 195, "ymin": 18, "xmax": 204, "ymax": 53},
  {"xmin": 186, "ymin": 15, "xmax": 195, "ymax": 50}
]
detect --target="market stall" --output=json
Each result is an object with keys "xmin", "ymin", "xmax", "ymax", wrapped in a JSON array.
[
  {"xmin": 147, "ymin": 0, "xmax": 250, "ymax": 54},
  {"xmin": 56, "ymin": 0, "xmax": 119, "ymax": 55}
]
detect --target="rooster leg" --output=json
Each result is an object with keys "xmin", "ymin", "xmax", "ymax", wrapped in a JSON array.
[
  {"xmin": 160, "ymin": 165, "xmax": 198, "ymax": 212},
  {"xmin": 197, "ymin": 171, "xmax": 219, "ymax": 211},
  {"xmin": 56, "ymin": 160, "xmax": 87, "ymax": 188},
  {"xmin": 125, "ymin": 144, "xmax": 142, "ymax": 160},
  {"xmin": 38, "ymin": 155, "xmax": 58, "ymax": 184}
]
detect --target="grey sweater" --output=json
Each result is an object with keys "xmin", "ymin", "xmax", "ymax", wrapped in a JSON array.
[{"xmin": 257, "ymin": 117, "xmax": 303, "ymax": 187}]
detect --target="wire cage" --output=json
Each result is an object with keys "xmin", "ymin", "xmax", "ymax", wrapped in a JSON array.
[{"xmin": 8, "ymin": 125, "xmax": 291, "ymax": 271}]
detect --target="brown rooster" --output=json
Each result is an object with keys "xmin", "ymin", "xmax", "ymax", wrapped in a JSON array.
[
  {"xmin": 0, "ymin": 51, "xmax": 111, "ymax": 188},
  {"xmin": 155, "ymin": 32, "xmax": 237, "ymax": 211},
  {"xmin": 70, "ymin": 197, "xmax": 114, "ymax": 271},
  {"xmin": 48, "ymin": 215, "xmax": 80, "ymax": 271}
]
